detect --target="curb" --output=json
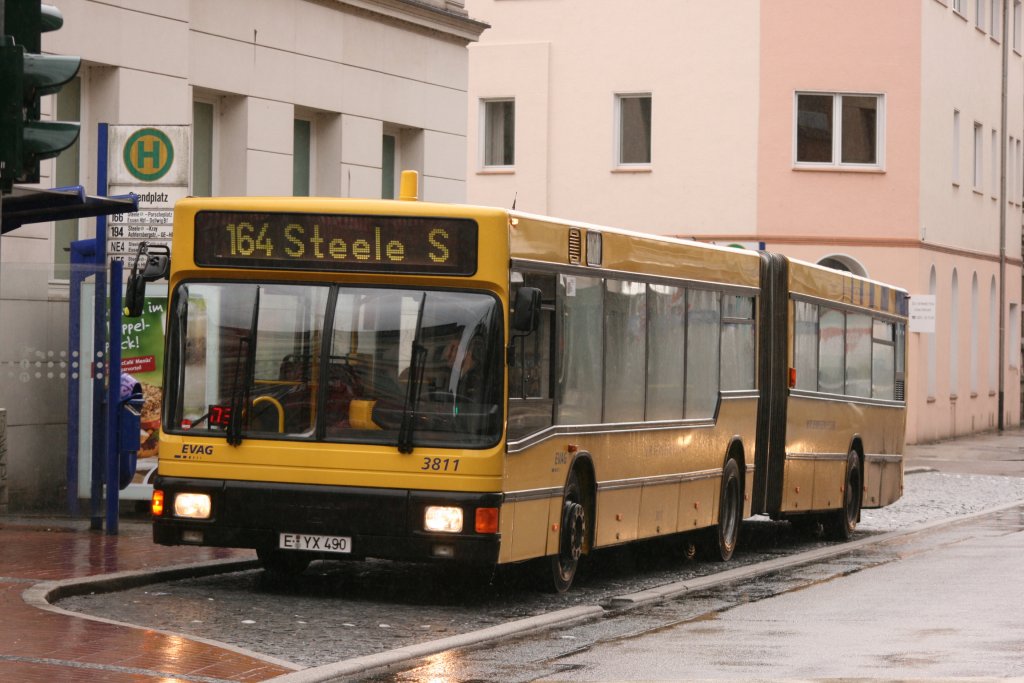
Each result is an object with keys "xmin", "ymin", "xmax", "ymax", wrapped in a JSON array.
[
  {"xmin": 23, "ymin": 557, "xmax": 302, "ymax": 672},
  {"xmin": 268, "ymin": 605, "xmax": 604, "ymax": 683},
  {"xmin": 23, "ymin": 557, "xmax": 261, "ymax": 605}
]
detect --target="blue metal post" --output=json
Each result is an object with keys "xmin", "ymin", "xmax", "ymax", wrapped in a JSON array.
[
  {"xmin": 105, "ymin": 258, "xmax": 123, "ymax": 535},
  {"xmin": 90, "ymin": 123, "xmax": 109, "ymax": 530}
]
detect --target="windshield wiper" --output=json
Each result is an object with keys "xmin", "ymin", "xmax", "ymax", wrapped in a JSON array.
[
  {"xmin": 227, "ymin": 286, "xmax": 261, "ymax": 446},
  {"xmin": 397, "ymin": 293, "xmax": 427, "ymax": 454}
]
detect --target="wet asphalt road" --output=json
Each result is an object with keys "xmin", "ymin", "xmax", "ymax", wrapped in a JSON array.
[
  {"xmin": 360, "ymin": 504, "xmax": 1024, "ymax": 682},
  {"xmin": 56, "ymin": 471, "xmax": 1024, "ymax": 671}
]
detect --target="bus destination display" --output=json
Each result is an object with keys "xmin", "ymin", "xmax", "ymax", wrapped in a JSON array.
[{"xmin": 194, "ymin": 211, "xmax": 478, "ymax": 275}]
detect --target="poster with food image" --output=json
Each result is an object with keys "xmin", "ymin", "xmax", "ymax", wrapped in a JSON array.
[{"xmin": 121, "ymin": 296, "xmax": 166, "ymax": 485}]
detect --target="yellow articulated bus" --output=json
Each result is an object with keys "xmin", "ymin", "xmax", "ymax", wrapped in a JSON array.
[{"xmin": 142, "ymin": 174, "xmax": 907, "ymax": 591}]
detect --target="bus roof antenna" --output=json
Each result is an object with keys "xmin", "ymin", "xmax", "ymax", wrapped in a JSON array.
[{"xmin": 399, "ymin": 170, "xmax": 419, "ymax": 201}]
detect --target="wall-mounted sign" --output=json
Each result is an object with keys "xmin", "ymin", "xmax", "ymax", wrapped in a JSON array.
[{"xmin": 909, "ymin": 294, "xmax": 936, "ymax": 333}]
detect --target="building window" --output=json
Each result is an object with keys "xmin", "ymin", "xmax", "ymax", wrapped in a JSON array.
[
  {"xmin": 293, "ymin": 118, "xmax": 311, "ymax": 196},
  {"xmin": 1014, "ymin": 0, "xmax": 1021, "ymax": 50},
  {"xmin": 977, "ymin": 0, "xmax": 986, "ymax": 28},
  {"xmin": 54, "ymin": 76, "xmax": 81, "ymax": 281},
  {"xmin": 991, "ymin": 0, "xmax": 1002, "ymax": 36},
  {"xmin": 973, "ymin": 122, "xmax": 983, "ymax": 190},
  {"xmin": 795, "ymin": 92, "xmax": 883, "ymax": 168},
  {"xmin": 1016, "ymin": 138, "xmax": 1022, "ymax": 203},
  {"xmin": 953, "ymin": 0, "xmax": 965, "ymax": 14},
  {"xmin": 952, "ymin": 110, "xmax": 961, "ymax": 185},
  {"xmin": 1010, "ymin": 303, "xmax": 1020, "ymax": 369},
  {"xmin": 192, "ymin": 100, "xmax": 215, "ymax": 197},
  {"xmin": 382, "ymin": 134, "xmax": 396, "ymax": 199},
  {"xmin": 992, "ymin": 130, "xmax": 999, "ymax": 197},
  {"xmin": 481, "ymin": 99, "xmax": 515, "ymax": 168},
  {"xmin": 1009, "ymin": 136, "xmax": 1017, "ymax": 202},
  {"xmin": 615, "ymin": 93, "xmax": 652, "ymax": 166}
]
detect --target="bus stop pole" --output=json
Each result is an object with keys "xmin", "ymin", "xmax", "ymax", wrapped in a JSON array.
[
  {"xmin": 105, "ymin": 257, "xmax": 122, "ymax": 535},
  {"xmin": 90, "ymin": 124, "xmax": 110, "ymax": 530}
]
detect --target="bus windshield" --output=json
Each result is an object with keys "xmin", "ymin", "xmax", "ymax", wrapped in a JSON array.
[{"xmin": 166, "ymin": 282, "xmax": 503, "ymax": 450}]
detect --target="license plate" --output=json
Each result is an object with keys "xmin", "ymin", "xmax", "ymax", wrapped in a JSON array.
[{"xmin": 278, "ymin": 532, "xmax": 351, "ymax": 554}]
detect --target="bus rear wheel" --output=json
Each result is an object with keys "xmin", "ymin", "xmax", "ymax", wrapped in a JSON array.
[
  {"xmin": 826, "ymin": 450, "xmax": 862, "ymax": 541},
  {"xmin": 548, "ymin": 470, "xmax": 588, "ymax": 593},
  {"xmin": 711, "ymin": 458, "xmax": 742, "ymax": 562}
]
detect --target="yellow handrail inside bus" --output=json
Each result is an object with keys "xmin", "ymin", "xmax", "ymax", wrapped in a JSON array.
[{"xmin": 252, "ymin": 395, "xmax": 285, "ymax": 433}]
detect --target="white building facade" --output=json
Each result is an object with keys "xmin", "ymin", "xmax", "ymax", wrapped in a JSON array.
[{"xmin": 0, "ymin": 0, "xmax": 485, "ymax": 511}]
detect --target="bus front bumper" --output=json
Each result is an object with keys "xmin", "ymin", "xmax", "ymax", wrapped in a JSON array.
[{"xmin": 151, "ymin": 476, "xmax": 502, "ymax": 565}]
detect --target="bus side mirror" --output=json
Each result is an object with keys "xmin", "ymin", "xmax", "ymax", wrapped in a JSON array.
[
  {"xmin": 123, "ymin": 244, "xmax": 169, "ymax": 318},
  {"xmin": 512, "ymin": 287, "xmax": 542, "ymax": 333},
  {"xmin": 141, "ymin": 252, "xmax": 170, "ymax": 281},
  {"xmin": 124, "ymin": 274, "xmax": 147, "ymax": 317}
]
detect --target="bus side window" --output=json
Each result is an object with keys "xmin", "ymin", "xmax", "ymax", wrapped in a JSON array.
[{"xmin": 509, "ymin": 272, "xmax": 555, "ymax": 440}]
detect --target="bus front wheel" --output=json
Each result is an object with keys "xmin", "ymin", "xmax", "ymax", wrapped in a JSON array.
[{"xmin": 548, "ymin": 470, "xmax": 588, "ymax": 593}]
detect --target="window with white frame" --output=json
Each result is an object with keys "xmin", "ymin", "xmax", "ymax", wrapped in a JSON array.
[
  {"xmin": 481, "ymin": 98, "xmax": 515, "ymax": 168},
  {"xmin": 1010, "ymin": 302, "xmax": 1020, "ymax": 369},
  {"xmin": 615, "ymin": 93, "xmax": 652, "ymax": 166},
  {"xmin": 293, "ymin": 118, "xmax": 311, "ymax": 196},
  {"xmin": 1009, "ymin": 136, "xmax": 1017, "ymax": 202},
  {"xmin": 192, "ymin": 99, "xmax": 216, "ymax": 197},
  {"xmin": 953, "ymin": 110, "xmax": 961, "ymax": 185},
  {"xmin": 977, "ymin": 0, "xmax": 986, "ymax": 28},
  {"xmin": 1011, "ymin": 137, "xmax": 1019, "ymax": 201},
  {"xmin": 1014, "ymin": 0, "xmax": 1021, "ymax": 50},
  {"xmin": 54, "ymin": 77, "xmax": 81, "ymax": 281},
  {"xmin": 973, "ymin": 122, "xmax": 983, "ymax": 189},
  {"xmin": 953, "ymin": 0, "xmax": 965, "ymax": 14},
  {"xmin": 991, "ymin": 0, "xmax": 1002, "ymax": 36},
  {"xmin": 795, "ymin": 92, "xmax": 883, "ymax": 168},
  {"xmin": 992, "ymin": 129, "xmax": 999, "ymax": 197}
]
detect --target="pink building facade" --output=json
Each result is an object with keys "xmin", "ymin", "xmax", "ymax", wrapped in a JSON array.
[{"xmin": 466, "ymin": 0, "xmax": 1024, "ymax": 442}]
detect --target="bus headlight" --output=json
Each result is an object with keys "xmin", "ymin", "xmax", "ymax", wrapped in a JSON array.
[
  {"xmin": 424, "ymin": 505, "xmax": 463, "ymax": 533},
  {"xmin": 174, "ymin": 493, "xmax": 212, "ymax": 519}
]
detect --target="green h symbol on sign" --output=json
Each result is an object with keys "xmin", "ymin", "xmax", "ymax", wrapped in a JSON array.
[
  {"xmin": 135, "ymin": 138, "xmax": 162, "ymax": 171},
  {"xmin": 124, "ymin": 128, "xmax": 174, "ymax": 182}
]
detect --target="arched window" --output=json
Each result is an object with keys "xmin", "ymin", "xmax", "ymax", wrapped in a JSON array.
[
  {"xmin": 990, "ymin": 276, "xmax": 998, "ymax": 392},
  {"xmin": 816, "ymin": 254, "xmax": 868, "ymax": 278},
  {"xmin": 970, "ymin": 273, "xmax": 978, "ymax": 395},
  {"xmin": 950, "ymin": 269, "xmax": 959, "ymax": 396}
]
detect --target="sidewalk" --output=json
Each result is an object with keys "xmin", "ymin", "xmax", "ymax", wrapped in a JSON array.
[
  {"xmin": 0, "ymin": 517, "xmax": 297, "ymax": 682},
  {"xmin": 1, "ymin": 428, "xmax": 1021, "ymax": 682},
  {"xmin": 905, "ymin": 427, "xmax": 1024, "ymax": 477}
]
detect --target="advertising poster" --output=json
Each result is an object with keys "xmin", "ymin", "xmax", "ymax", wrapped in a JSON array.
[
  {"xmin": 121, "ymin": 295, "xmax": 166, "ymax": 491},
  {"xmin": 76, "ymin": 284, "xmax": 167, "ymax": 502}
]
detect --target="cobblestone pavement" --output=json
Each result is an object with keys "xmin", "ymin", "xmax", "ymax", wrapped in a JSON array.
[{"xmin": 57, "ymin": 471, "xmax": 1024, "ymax": 669}]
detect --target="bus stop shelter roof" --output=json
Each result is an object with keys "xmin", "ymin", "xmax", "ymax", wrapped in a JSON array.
[{"xmin": 1, "ymin": 185, "xmax": 138, "ymax": 234}]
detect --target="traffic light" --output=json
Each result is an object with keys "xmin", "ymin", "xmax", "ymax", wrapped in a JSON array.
[{"xmin": 0, "ymin": 1, "xmax": 80, "ymax": 193}]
